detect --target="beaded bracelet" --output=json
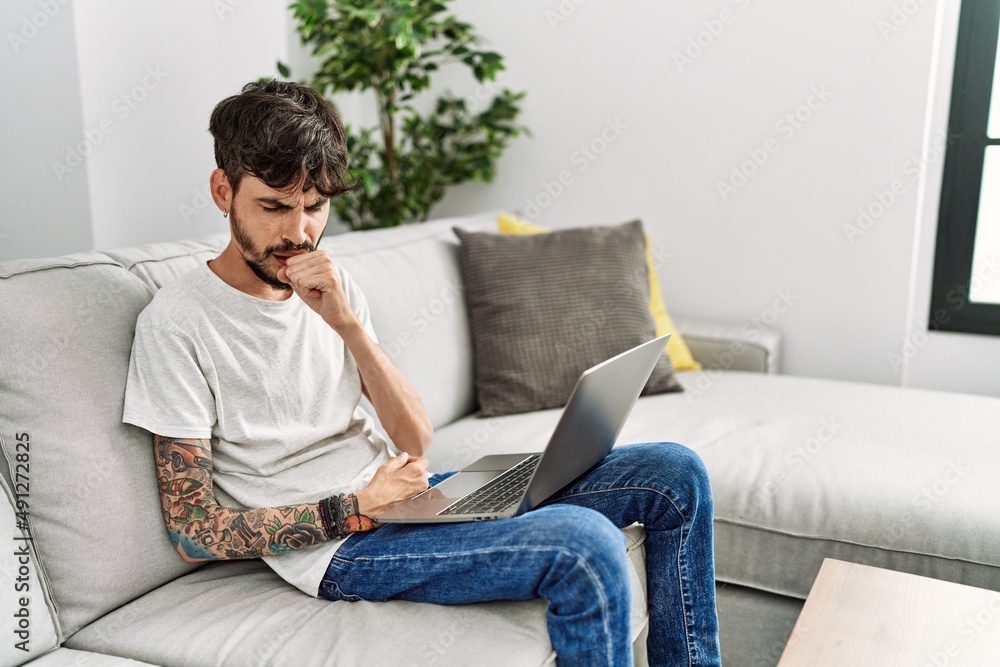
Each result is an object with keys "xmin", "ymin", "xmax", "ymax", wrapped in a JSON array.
[{"xmin": 318, "ymin": 493, "xmax": 376, "ymax": 540}]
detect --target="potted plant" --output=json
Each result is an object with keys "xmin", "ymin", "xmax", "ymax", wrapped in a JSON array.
[{"xmin": 280, "ymin": 0, "xmax": 528, "ymax": 230}]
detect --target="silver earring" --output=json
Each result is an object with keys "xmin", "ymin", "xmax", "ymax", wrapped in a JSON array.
[{"xmin": 223, "ymin": 210, "xmax": 229, "ymax": 218}]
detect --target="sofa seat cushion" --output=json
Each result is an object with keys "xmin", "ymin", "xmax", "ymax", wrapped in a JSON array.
[
  {"xmin": 427, "ymin": 371, "xmax": 1000, "ymax": 600},
  {"xmin": 24, "ymin": 648, "xmax": 159, "ymax": 666},
  {"xmin": 65, "ymin": 525, "xmax": 648, "ymax": 667}
]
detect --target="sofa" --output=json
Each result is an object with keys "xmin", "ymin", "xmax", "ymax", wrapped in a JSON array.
[{"xmin": 2, "ymin": 210, "xmax": 999, "ymax": 667}]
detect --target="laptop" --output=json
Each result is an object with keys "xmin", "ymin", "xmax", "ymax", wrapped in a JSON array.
[{"xmin": 376, "ymin": 333, "xmax": 670, "ymax": 523}]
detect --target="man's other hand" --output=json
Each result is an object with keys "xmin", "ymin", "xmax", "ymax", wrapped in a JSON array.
[
  {"xmin": 357, "ymin": 452, "xmax": 431, "ymax": 518},
  {"xmin": 276, "ymin": 250, "xmax": 359, "ymax": 332}
]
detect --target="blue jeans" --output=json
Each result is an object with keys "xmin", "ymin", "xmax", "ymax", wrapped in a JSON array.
[{"xmin": 319, "ymin": 442, "xmax": 721, "ymax": 666}]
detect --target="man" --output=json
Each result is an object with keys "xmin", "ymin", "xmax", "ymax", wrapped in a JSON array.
[{"xmin": 123, "ymin": 78, "xmax": 721, "ymax": 666}]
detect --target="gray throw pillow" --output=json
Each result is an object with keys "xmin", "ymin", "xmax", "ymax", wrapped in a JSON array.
[{"xmin": 453, "ymin": 220, "xmax": 682, "ymax": 417}]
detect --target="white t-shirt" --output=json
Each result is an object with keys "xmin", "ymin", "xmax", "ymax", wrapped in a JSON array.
[{"xmin": 122, "ymin": 259, "xmax": 392, "ymax": 597}]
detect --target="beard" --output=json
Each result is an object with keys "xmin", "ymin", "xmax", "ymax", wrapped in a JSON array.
[{"xmin": 229, "ymin": 203, "xmax": 315, "ymax": 292}]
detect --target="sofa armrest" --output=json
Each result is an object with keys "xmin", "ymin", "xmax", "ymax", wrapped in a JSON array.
[{"xmin": 675, "ymin": 319, "xmax": 782, "ymax": 374}]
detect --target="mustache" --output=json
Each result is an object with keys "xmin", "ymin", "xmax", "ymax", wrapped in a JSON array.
[{"xmin": 267, "ymin": 242, "xmax": 315, "ymax": 256}]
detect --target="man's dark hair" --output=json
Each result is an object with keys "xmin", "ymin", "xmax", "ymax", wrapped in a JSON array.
[{"xmin": 209, "ymin": 78, "xmax": 356, "ymax": 197}]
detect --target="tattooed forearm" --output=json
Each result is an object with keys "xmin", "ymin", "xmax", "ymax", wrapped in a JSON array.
[{"xmin": 153, "ymin": 435, "xmax": 376, "ymax": 562}]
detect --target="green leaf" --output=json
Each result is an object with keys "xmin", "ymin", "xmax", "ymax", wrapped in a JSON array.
[
  {"xmin": 285, "ymin": 0, "xmax": 528, "ymax": 230},
  {"xmin": 276, "ymin": 60, "xmax": 292, "ymax": 78}
]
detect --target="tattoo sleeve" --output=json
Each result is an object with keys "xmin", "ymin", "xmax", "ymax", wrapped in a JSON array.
[{"xmin": 153, "ymin": 434, "xmax": 376, "ymax": 562}]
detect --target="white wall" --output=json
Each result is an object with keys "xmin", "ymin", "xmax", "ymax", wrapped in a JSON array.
[
  {"xmin": 2, "ymin": 0, "xmax": 997, "ymax": 397},
  {"xmin": 72, "ymin": 0, "xmax": 291, "ymax": 249},
  {"xmin": 413, "ymin": 0, "xmax": 1000, "ymax": 396},
  {"xmin": 0, "ymin": 0, "xmax": 291, "ymax": 260},
  {"xmin": 0, "ymin": 0, "xmax": 93, "ymax": 259}
]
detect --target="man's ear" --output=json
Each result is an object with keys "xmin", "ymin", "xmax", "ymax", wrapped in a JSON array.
[{"xmin": 209, "ymin": 169, "xmax": 233, "ymax": 215}]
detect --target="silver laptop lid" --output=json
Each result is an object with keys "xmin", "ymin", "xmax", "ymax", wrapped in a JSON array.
[{"xmin": 516, "ymin": 333, "xmax": 671, "ymax": 512}]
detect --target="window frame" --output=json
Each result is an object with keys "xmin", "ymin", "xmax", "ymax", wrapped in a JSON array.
[{"xmin": 929, "ymin": 0, "xmax": 1000, "ymax": 335}]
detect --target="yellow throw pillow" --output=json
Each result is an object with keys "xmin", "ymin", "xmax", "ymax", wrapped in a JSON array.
[{"xmin": 497, "ymin": 214, "xmax": 702, "ymax": 371}]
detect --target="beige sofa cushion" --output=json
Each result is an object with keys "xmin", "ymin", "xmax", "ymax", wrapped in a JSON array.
[
  {"xmin": 24, "ymin": 648, "xmax": 159, "ymax": 666},
  {"xmin": 0, "ymin": 255, "xmax": 202, "ymax": 637},
  {"xmin": 65, "ymin": 525, "xmax": 647, "ymax": 667}
]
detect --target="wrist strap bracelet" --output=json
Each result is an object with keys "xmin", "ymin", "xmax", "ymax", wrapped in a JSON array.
[{"xmin": 318, "ymin": 493, "xmax": 376, "ymax": 540}]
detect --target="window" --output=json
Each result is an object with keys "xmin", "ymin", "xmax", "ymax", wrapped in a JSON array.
[{"xmin": 930, "ymin": 0, "xmax": 1000, "ymax": 335}]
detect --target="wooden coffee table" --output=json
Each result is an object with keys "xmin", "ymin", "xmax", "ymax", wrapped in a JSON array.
[{"xmin": 777, "ymin": 558, "xmax": 1000, "ymax": 666}]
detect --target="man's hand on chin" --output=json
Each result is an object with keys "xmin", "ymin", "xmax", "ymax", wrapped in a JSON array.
[{"xmin": 276, "ymin": 250, "xmax": 359, "ymax": 332}]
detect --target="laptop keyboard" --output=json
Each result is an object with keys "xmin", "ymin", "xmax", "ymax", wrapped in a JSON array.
[{"xmin": 438, "ymin": 455, "xmax": 542, "ymax": 516}]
